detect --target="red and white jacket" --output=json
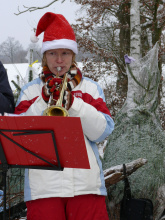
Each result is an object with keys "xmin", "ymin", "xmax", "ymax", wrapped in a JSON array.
[{"xmin": 15, "ymin": 75, "xmax": 114, "ymax": 202}]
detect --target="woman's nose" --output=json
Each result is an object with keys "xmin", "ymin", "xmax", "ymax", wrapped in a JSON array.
[{"xmin": 56, "ymin": 54, "xmax": 63, "ymax": 62}]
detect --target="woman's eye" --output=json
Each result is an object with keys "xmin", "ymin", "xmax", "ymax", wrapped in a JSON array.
[
  {"xmin": 49, "ymin": 52, "xmax": 56, "ymax": 56},
  {"xmin": 63, "ymin": 52, "xmax": 70, "ymax": 56}
]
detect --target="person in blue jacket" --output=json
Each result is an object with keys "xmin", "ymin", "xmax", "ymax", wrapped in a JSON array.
[
  {"xmin": 0, "ymin": 61, "xmax": 14, "ymax": 214},
  {"xmin": 0, "ymin": 61, "xmax": 14, "ymax": 114}
]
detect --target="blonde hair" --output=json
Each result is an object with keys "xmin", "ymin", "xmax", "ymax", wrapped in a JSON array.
[{"xmin": 42, "ymin": 51, "xmax": 77, "ymax": 67}]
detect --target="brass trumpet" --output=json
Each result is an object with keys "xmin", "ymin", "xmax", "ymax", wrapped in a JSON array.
[{"xmin": 43, "ymin": 68, "xmax": 69, "ymax": 117}]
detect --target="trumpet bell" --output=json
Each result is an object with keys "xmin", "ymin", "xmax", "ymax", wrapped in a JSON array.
[{"xmin": 43, "ymin": 105, "xmax": 69, "ymax": 117}]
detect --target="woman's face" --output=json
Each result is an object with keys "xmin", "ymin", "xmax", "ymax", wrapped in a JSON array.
[{"xmin": 45, "ymin": 49, "xmax": 73, "ymax": 76}]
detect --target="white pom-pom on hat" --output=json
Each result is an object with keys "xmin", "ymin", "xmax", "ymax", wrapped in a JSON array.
[{"xmin": 30, "ymin": 29, "xmax": 39, "ymax": 43}]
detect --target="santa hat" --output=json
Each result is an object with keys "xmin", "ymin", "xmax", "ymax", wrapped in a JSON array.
[{"xmin": 31, "ymin": 12, "xmax": 78, "ymax": 54}]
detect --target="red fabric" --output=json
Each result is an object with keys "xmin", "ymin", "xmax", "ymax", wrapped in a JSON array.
[
  {"xmin": 42, "ymin": 77, "xmax": 62, "ymax": 102},
  {"xmin": 36, "ymin": 13, "xmax": 76, "ymax": 42},
  {"xmin": 14, "ymin": 97, "xmax": 38, "ymax": 114},
  {"xmin": 26, "ymin": 194, "xmax": 109, "ymax": 220},
  {"xmin": 70, "ymin": 93, "xmax": 74, "ymax": 108},
  {"xmin": 53, "ymin": 90, "xmax": 60, "ymax": 101},
  {"xmin": 42, "ymin": 87, "xmax": 49, "ymax": 102},
  {"xmin": 72, "ymin": 90, "xmax": 111, "ymax": 116},
  {"xmin": 48, "ymin": 78, "xmax": 62, "ymax": 87}
]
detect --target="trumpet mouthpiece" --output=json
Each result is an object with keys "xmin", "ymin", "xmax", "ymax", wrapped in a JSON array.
[{"xmin": 57, "ymin": 67, "xmax": 62, "ymax": 72}]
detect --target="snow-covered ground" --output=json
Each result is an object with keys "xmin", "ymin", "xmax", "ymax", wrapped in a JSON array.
[{"xmin": 4, "ymin": 63, "xmax": 42, "ymax": 91}]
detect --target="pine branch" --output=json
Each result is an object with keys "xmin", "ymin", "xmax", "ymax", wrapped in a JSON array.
[
  {"xmin": 28, "ymin": 70, "xmax": 33, "ymax": 82},
  {"xmin": 11, "ymin": 80, "xmax": 21, "ymax": 92}
]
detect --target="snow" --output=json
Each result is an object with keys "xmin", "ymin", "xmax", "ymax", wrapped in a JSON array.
[
  {"xmin": 4, "ymin": 63, "xmax": 42, "ymax": 91},
  {"xmin": 130, "ymin": 8, "xmax": 136, "ymax": 15},
  {"xmin": 97, "ymin": 65, "xmax": 118, "ymax": 90}
]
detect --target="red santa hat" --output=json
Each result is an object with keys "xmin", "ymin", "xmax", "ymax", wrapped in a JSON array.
[{"xmin": 31, "ymin": 12, "xmax": 78, "ymax": 54}]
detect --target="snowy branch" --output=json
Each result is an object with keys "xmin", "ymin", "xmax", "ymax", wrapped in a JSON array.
[
  {"xmin": 104, "ymin": 158, "xmax": 148, "ymax": 188},
  {"xmin": 14, "ymin": 0, "xmax": 65, "ymax": 15}
]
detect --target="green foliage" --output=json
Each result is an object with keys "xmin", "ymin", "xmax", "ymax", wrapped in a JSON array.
[
  {"xmin": 7, "ymin": 169, "xmax": 24, "ymax": 207},
  {"xmin": 103, "ymin": 44, "xmax": 165, "ymax": 215},
  {"xmin": 11, "ymin": 80, "xmax": 21, "ymax": 92},
  {"xmin": 103, "ymin": 109, "xmax": 165, "ymax": 206},
  {"xmin": 28, "ymin": 70, "xmax": 33, "ymax": 82}
]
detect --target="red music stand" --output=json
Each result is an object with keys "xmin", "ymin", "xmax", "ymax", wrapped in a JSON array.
[{"xmin": 0, "ymin": 116, "xmax": 90, "ymax": 220}]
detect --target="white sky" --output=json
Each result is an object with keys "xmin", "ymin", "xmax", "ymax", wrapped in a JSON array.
[{"xmin": 1, "ymin": 0, "xmax": 81, "ymax": 49}]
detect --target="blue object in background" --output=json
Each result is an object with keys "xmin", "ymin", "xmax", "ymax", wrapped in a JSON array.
[{"xmin": 0, "ymin": 190, "xmax": 4, "ymax": 212}]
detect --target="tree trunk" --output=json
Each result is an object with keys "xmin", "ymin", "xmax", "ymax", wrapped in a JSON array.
[
  {"xmin": 116, "ymin": 1, "xmax": 130, "ymax": 97},
  {"xmin": 152, "ymin": 0, "xmax": 163, "ymax": 104},
  {"xmin": 130, "ymin": 0, "xmax": 141, "ymax": 59}
]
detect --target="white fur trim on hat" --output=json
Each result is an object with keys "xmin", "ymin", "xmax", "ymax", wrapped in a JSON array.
[{"xmin": 41, "ymin": 39, "xmax": 78, "ymax": 54}]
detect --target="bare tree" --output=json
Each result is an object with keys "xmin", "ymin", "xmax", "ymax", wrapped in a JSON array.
[
  {"xmin": 0, "ymin": 37, "xmax": 27, "ymax": 64},
  {"xmin": 130, "ymin": 0, "xmax": 141, "ymax": 59},
  {"xmin": 74, "ymin": 0, "xmax": 164, "ymax": 88}
]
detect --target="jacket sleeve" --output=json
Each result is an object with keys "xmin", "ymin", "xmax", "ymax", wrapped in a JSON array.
[
  {"xmin": 15, "ymin": 79, "xmax": 47, "ymax": 115},
  {"xmin": 68, "ymin": 83, "xmax": 114, "ymax": 142},
  {"xmin": 0, "ymin": 61, "xmax": 15, "ymax": 114}
]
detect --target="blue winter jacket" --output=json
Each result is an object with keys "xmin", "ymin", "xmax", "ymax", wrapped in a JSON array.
[{"xmin": 0, "ymin": 61, "xmax": 14, "ymax": 114}]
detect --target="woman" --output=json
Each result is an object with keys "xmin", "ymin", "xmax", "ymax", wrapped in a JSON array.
[{"xmin": 15, "ymin": 12, "xmax": 114, "ymax": 220}]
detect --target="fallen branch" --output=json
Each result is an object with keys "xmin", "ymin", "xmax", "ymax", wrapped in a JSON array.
[{"xmin": 104, "ymin": 158, "xmax": 148, "ymax": 188}]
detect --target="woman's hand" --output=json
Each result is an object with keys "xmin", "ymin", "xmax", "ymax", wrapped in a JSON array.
[{"xmin": 42, "ymin": 78, "xmax": 62, "ymax": 103}]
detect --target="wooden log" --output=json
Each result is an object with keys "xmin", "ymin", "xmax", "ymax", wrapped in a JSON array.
[{"xmin": 104, "ymin": 158, "xmax": 148, "ymax": 188}]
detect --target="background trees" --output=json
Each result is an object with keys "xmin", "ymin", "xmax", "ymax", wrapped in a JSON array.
[
  {"xmin": 0, "ymin": 37, "xmax": 27, "ymax": 64},
  {"xmin": 0, "ymin": 38, "xmax": 42, "ymax": 64},
  {"xmin": 73, "ymin": 0, "xmax": 165, "ymax": 93}
]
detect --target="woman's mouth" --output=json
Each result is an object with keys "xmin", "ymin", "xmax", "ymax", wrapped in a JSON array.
[{"xmin": 57, "ymin": 67, "xmax": 62, "ymax": 72}]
